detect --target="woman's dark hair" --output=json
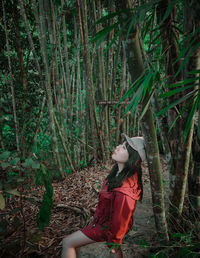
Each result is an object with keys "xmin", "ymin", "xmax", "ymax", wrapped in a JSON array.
[{"xmin": 106, "ymin": 142, "xmax": 143, "ymax": 200}]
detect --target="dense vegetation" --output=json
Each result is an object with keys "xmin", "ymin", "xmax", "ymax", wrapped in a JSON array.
[{"xmin": 0, "ymin": 0, "xmax": 200, "ymax": 256}]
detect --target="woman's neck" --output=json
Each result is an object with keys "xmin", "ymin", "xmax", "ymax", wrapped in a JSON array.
[{"xmin": 117, "ymin": 163, "xmax": 125, "ymax": 173}]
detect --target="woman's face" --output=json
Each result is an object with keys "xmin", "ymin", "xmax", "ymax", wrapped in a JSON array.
[{"xmin": 112, "ymin": 142, "xmax": 129, "ymax": 164}]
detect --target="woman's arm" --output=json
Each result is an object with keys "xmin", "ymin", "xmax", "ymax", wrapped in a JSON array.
[{"xmin": 106, "ymin": 192, "xmax": 137, "ymax": 247}]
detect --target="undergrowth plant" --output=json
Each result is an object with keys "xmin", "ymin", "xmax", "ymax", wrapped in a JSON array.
[{"xmin": 0, "ymin": 150, "xmax": 53, "ymax": 233}]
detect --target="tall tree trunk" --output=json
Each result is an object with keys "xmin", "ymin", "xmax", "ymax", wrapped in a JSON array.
[{"xmin": 115, "ymin": 1, "xmax": 169, "ymax": 242}]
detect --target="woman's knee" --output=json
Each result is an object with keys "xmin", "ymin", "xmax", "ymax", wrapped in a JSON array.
[
  {"xmin": 62, "ymin": 230, "xmax": 95, "ymax": 250},
  {"xmin": 62, "ymin": 235, "xmax": 74, "ymax": 249}
]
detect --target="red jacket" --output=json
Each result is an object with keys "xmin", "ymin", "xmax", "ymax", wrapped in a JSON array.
[{"xmin": 92, "ymin": 173, "xmax": 141, "ymax": 246}]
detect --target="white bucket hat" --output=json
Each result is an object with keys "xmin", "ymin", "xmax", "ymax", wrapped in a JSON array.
[{"xmin": 122, "ymin": 133, "xmax": 146, "ymax": 161}]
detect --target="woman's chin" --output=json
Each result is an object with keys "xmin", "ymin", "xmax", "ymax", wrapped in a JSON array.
[{"xmin": 111, "ymin": 154, "xmax": 116, "ymax": 161}]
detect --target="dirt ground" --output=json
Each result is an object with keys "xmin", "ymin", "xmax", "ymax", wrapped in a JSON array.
[{"xmin": 0, "ymin": 158, "xmax": 168, "ymax": 257}]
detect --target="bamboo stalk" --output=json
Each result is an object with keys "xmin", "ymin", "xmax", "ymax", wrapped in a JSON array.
[
  {"xmin": 61, "ymin": 0, "xmax": 71, "ymax": 100},
  {"xmin": 53, "ymin": 113, "xmax": 75, "ymax": 173},
  {"xmin": 3, "ymin": 1, "xmax": 20, "ymax": 153},
  {"xmin": 19, "ymin": 0, "xmax": 44, "ymax": 89},
  {"xmin": 27, "ymin": 96, "xmax": 46, "ymax": 156},
  {"xmin": 151, "ymin": 93, "xmax": 174, "ymax": 186},
  {"xmin": 38, "ymin": 0, "xmax": 64, "ymax": 178},
  {"xmin": 14, "ymin": 0, "xmax": 27, "ymax": 91},
  {"xmin": 78, "ymin": 0, "xmax": 105, "ymax": 161}
]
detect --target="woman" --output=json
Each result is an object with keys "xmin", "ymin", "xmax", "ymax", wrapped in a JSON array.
[{"xmin": 61, "ymin": 134, "xmax": 146, "ymax": 258}]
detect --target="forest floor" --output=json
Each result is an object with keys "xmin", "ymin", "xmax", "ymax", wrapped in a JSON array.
[{"xmin": 0, "ymin": 158, "xmax": 169, "ymax": 258}]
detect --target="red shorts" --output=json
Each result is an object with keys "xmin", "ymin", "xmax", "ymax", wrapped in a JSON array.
[{"xmin": 81, "ymin": 223, "xmax": 108, "ymax": 242}]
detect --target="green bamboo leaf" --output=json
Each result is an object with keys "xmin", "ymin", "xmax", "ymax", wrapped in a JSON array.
[
  {"xmin": 166, "ymin": 77, "xmax": 200, "ymax": 88},
  {"xmin": 160, "ymin": 85, "xmax": 194, "ymax": 98},
  {"xmin": 159, "ymin": 0, "xmax": 178, "ymax": 24},
  {"xmin": 103, "ymin": 30, "xmax": 121, "ymax": 54},
  {"xmin": 169, "ymin": 101, "xmax": 192, "ymax": 132},
  {"xmin": 122, "ymin": 97, "xmax": 135, "ymax": 117},
  {"xmin": 173, "ymin": 36, "xmax": 197, "ymax": 65},
  {"xmin": 174, "ymin": 27, "xmax": 200, "ymax": 65},
  {"xmin": 114, "ymin": 88, "xmax": 134, "ymax": 112},
  {"xmin": 149, "ymin": 31, "xmax": 162, "ymax": 46},
  {"xmin": 139, "ymin": 89, "xmax": 155, "ymax": 121},
  {"xmin": 136, "ymin": 0, "xmax": 160, "ymax": 13},
  {"xmin": 175, "ymin": 41, "xmax": 200, "ymax": 78},
  {"xmin": 183, "ymin": 95, "xmax": 200, "ymax": 144},
  {"xmin": 130, "ymin": 82, "xmax": 145, "ymax": 115},
  {"xmin": 156, "ymin": 90, "xmax": 197, "ymax": 116},
  {"xmin": 103, "ymin": 20, "xmax": 129, "ymax": 54},
  {"xmin": 153, "ymin": 71, "xmax": 160, "ymax": 82},
  {"xmin": 142, "ymin": 71, "xmax": 154, "ymax": 99},
  {"xmin": 122, "ymin": 86, "xmax": 142, "ymax": 117},
  {"xmin": 142, "ymin": 14, "xmax": 152, "ymax": 38},
  {"xmin": 113, "ymin": 73, "xmax": 145, "ymax": 111},
  {"xmin": 169, "ymin": 114, "xmax": 180, "ymax": 132},
  {"xmin": 91, "ymin": 22, "xmax": 119, "ymax": 44},
  {"xmin": 126, "ymin": 16, "xmax": 137, "ymax": 41},
  {"xmin": 0, "ymin": 194, "xmax": 5, "ymax": 210},
  {"xmin": 188, "ymin": 69, "xmax": 200, "ymax": 75},
  {"xmin": 96, "ymin": 9, "xmax": 129, "ymax": 24},
  {"xmin": 121, "ymin": 72, "xmax": 149, "ymax": 116}
]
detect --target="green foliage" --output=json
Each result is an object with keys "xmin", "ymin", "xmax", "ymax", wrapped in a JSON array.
[
  {"xmin": 36, "ymin": 164, "xmax": 53, "ymax": 230},
  {"xmin": 0, "ymin": 150, "xmax": 43, "ymax": 217},
  {"xmin": 156, "ymin": 72, "xmax": 200, "ymax": 143},
  {"xmin": 0, "ymin": 151, "xmax": 11, "ymax": 160},
  {"xmin": 65, "ymin": 167, "xmax": 72, "ymax": 175},
  {"xmin": 92, "ymin": 1, "xmax": 161, "ymax": 53},
  {"xmin": 78, "ymin": 160, "xmax": 87, "ymax": 169},
  {"xmin": 113, "ymin": 69, "xmax": 160, "ymax": 121},
  {"xmin": 24, "ymin": 158, "xmax": 40, "ymax": 169}
]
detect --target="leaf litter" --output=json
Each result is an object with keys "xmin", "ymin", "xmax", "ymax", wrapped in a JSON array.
[{"xmin": 0, "ymin": 158, "xmax": 168, "ymax": 257}]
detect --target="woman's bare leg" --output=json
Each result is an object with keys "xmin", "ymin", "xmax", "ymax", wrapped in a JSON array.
[{"xmin": 61, "ymin": 230, "xmax": 95, "ymax": 258}]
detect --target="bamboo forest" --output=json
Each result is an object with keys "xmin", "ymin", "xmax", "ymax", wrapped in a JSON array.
[{"xmin": 0, "ymin": 0, "xmax": 200, "ymax": 257}]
